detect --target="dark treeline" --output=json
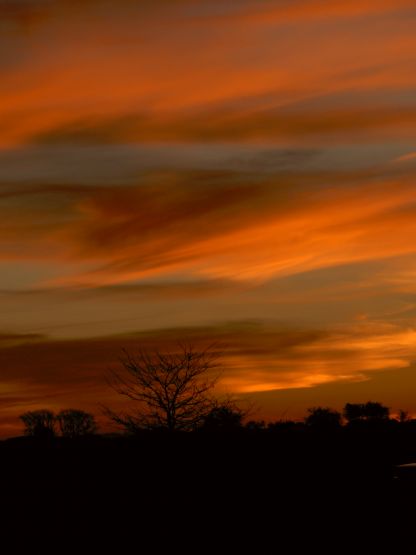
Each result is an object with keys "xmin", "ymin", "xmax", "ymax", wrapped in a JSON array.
[
  {"xmin": 3, "ymin": 403, "xmax": 416, "ymax": 550},
  {"xmin": 11, "ymin": 399, "xmax": 416, "ymax": 496},
  {"xmin": 3, "ymin": 401, "xmax": 416, "ymax": 551},
  {"xmin": 10, "ymin": 399, "xmax": 416, "ymax": 487},
  {"xmin": 15, "ymin": 400, "xmax": 416, "ymax": 437},
  {"xmin": 9, "ymin": 398, "xmax": 416, "ymax": 497}
]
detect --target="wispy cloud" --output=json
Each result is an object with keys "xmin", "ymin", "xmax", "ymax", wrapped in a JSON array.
[
  {"xmin": 0, "ymin": 0, "xmax": 415, "ymax": 147},
  {"xmin": 1, "ymin": 165, "xmax": 416, "ymax": 289},
  {"xmin": 45, "ymin": 173, "xmax": 416, "ymax": 286},
  {"xmin": 395, "ymin": 151, "xmax": 416, "ymax": 162}
]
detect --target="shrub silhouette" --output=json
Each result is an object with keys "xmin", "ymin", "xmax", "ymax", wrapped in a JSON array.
[
  {"xmin": 20, "ymin": 409, "xmax": 57, "ymax": 439},
  {"xmin": 344, "ymin": 402, "xmax": 389, "ymax": 424},
  {"xmin": 200, "ymin": 401, "xmax": 245, "ymax": 432},
  {"xmin": 305, "ymin": 407, "xmax": 342, "ymax": 430},
  {"xmin": 57, "ymin": 409, "xmax": 97, "ymax": 438}
]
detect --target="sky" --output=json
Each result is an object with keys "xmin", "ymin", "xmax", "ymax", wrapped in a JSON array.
[{"xmin": 1, "ymin": 0, "xmax": 416, "ymax": 436}]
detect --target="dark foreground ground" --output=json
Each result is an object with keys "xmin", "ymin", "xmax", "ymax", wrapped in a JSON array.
[{"xmin": 2, "ymin": 427, "xmax": 416, "ymax": 551}]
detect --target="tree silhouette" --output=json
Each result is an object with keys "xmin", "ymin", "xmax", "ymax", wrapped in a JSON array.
[
  {"xmin": 364, "ymin": 401, "xmax": 389, "ymax": 421},
  {"xmin": 305, "ymin": 407, "xmax": 342, "ymax": 430},
  {"xmin": 20, "ymin": 409, "xmax": 56, "ymax": 438},
  {"xmin": 106, "ymin": 344, "xmax": 220, "ymax": 432},
  {"xmin": 200, "ymin": 400, "xmax": 245, "ymax": 432},
  {"xmin": 344, "ymin": 402, "xmax": 389, "ymax": 424},
  {"xmin": 343, "ymin": 403, "xmax": 363, "ymax": 423},
  {"xmin": 398, "ymin": 409, "xmax": 410, "ymax": 423},
  {"xmin": 57, "ymin": 409, "xmax": 97, "ymax": 438}
]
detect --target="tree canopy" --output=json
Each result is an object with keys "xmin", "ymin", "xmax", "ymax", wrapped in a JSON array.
[
  {"xmin": 343, "ymin": 402, "xmax": 390, "ymax": 423},
  {"xmin": 57, "ymin": 409, "xmax": 97, "ymax": 438},
  {"xmin": 20, "ymin": 408, "xmax": 97, "ymax": 438},
  {"xmin": 20, "ymin": 410, "xmax": 57, "ymax": 438},
  {"xmin": 305, "ymin": 406, "xmax": 342, "ymax": 430}
]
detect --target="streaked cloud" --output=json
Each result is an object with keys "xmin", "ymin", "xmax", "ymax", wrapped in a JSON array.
[
  {"xmin": 37, "ymin": 171, "xmax": 416, "ymax": 286},
  {"xmin": 0, "ymin": 0, "xmax": 415, "ymax": 147},
  {"xmin": 395, "ymin": 151, "xmax": 416, "ymax": 162}
]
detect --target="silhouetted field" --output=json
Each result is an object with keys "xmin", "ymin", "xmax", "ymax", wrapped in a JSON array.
[{"xmin": 2, "ymin": 425, "xmax": 416, "ymax": 550}]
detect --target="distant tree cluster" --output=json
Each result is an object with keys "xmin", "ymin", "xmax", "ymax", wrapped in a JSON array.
[
  {"xmin": 20, "ymin": 409, "xmax": 97, "ymax": 439},
  {"xmin": 18, "ymin": 400, "xmax": 413, "ymax": 439},
  {"xmin": 303, "ymin": 402, "xmax": 393, "ymax": 430}
]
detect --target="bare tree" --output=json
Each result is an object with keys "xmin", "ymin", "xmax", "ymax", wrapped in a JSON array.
[
  {"xmin": 57, "ymin": 409, "xmax": 97, "ymax": 438},
  {"xmin": 106, "ymin": 344, "xmax": 221, "ymax": 433}
]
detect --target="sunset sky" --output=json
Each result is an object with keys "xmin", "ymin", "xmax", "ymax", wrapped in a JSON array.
[{"xmin": 1, "ymin": 0, "xmax": 416, "ymax": 436}]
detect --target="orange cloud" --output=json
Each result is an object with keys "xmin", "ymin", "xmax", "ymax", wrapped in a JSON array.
[
  {"xmin": 2, "ymin": 166, "xmax": 416, "ymax": 296},
  {"xmin": 0, "ymin": 0, "xmax": 415, "ymax": 147},
  {"xmin": 33, "ymin": 172, "xmax": 414, "ymax": 287},
  {"xmin": 0, "ymin": 166, "xmax": 413, "ymax": 284},
  {"xmin": 219, "ymin": 323, "xmax": 416, "ymax": 393},
  {"xmin": 227, "ymin": 0, "xmax": 416, "ymax": 26},
  {"xmin": 396, "ymin": 152, "xmax": 416, "ymax": 162},
  {"xmin": 29, "ymin": 102, "xmax": 416, "ymax": 145}
]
